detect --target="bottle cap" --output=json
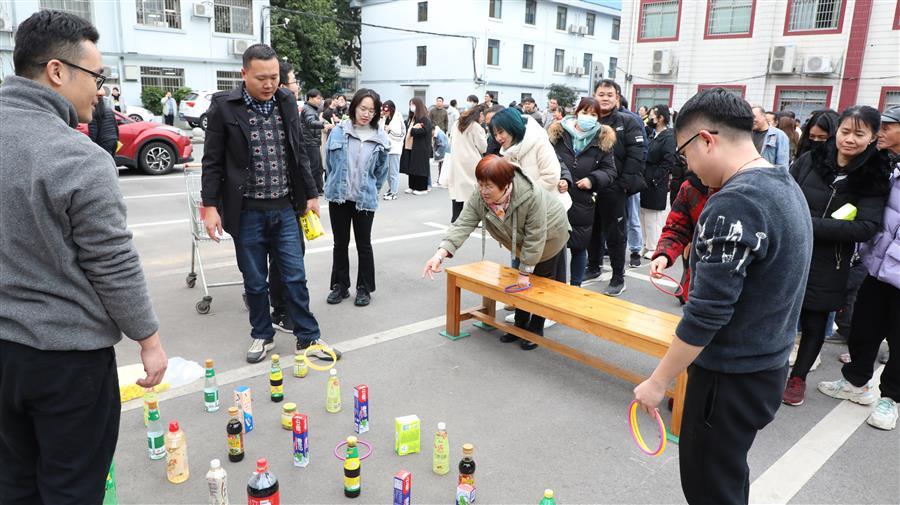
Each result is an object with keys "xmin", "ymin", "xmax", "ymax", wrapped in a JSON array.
[
  {"xmin": 438, "ymin": 422, "xmax": 446, "ymax": 430},
  {"xmin": 256, "ymin": 458, "xmax": 268, "ymax": 472},
  {"xmin": 294, "ymin": 354, "xmax": 303, "ymax": 362},
  {"xmin": 205, "ymin": 359, "xmax": 214, "ymax": 368},
  {"xmin": 228, "ymin": 406, "xmax": 239, "ymax": 416},
  {"xmin": 330, "ymin": 368, "xmax": 337, "ymax": 376},
  {"xmin": 462, "ymin": 443, "xmax": 474, "ymax": 454},
  {"xmin": 210, "ymin": 459, "xmax": 221, "ymax": 469},
  {"xmin": 272, "ymin": 354, "xmax": 280, "ymax": 361},
  {"xmin": 283, "ymin": 403, "xmax": 297, "ymax": 413},
  {"xmin": 147, "ymin": 400, "xmax": 158, "ymax": 409},
  {"xmin": 347, "ymin": 436, "xmax": 357, "ymax": 446},
  {"xmin": 544, "ymin": 489, "xmax": 554, "ymax": 498},
  {"xmin": 168, "ymin": 421, "xmax": 179, "ymax": 432}
]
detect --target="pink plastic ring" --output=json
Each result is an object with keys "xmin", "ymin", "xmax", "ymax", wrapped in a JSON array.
[
  {"xmin": 504, "ymin": 283, "xmax": 532, "ymax": 293},
  {"xmin": 333, "ymin": 439, "xmax": 373, "ymax": 460},
  {"xmin": 650, "ymin": 272, "xmax": 684, "ymax": 298}
]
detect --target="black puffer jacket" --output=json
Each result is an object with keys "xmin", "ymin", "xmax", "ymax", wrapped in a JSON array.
[
  {"xmin": 300, "ymin": 102, "xmax": 325, "ymax": 146},
  {"xmin": 598, "ymin": 110, "xmax": 646, "ymax": 195},
  {"xmin": 548, "ymin": 120, "xmax": 618, "ymax": 250},
  {"xmin": 640, "ymin": 128, "xmax": 676, "ymax": 211},
  {"xmin": 790, "ymin": 139, "xmax": 891, "ymax": 310},
  {"xmin": 88, "ymin": 99, "xmax": 118, "ymax": 158}
]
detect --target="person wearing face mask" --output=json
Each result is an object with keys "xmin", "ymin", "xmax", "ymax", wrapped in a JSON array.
[
  {"xmin": 490, "ymin": 107, "xmax": 562, "ymax": 193},
  {"xmin": 400, "ymin": 97, "xmax": 433, "ymax": 194},
  {"xmin": 783, "ymin": 105, "xmax": 892, "ymax": 407},
  {"xmin": 639, "ymin": 105, "xmax": 676, "ymax": 260},
  {"xmin": 548, "ymin": 97, "xmax": 617, "ymax": 286},
  {"xmin": 797, "ymin": 109, "xmax": 839, "ymax": 159},
  {"xmin": 422, "ymin": 155, "xmax": 571, "ymax": 350}
]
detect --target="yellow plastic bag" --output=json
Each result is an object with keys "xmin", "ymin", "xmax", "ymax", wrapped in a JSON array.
[
  {"xmin": 831, "ymin": 203, "xmax": 857, "ymax": 221},
  {"xmin": 300, "ymin": 210, "xmax": 325, "ymax": 240}
]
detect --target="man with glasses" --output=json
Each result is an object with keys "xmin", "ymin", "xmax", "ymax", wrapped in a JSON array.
[
  {"xmin": 0, "ymin": 10, "xmax": 167, "ymax": 504},
  {"xmin": 633, "ymin": 88, "xmax": 812, "ymax": 504}
]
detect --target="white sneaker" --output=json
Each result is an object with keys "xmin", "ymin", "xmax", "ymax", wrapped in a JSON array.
[
  {"xmin": 503, "ymin": 313, "xmax": 555, "ymax": 329},
  {"xmin": 297, "ymin": 338, "xmax": 342, "ymax": 361},
  {"xmin": 867, "ymin": 397, "xmax": 898, "ymax": 431},
  {"xmin": 810, "ymin": 353, "xmax": 822, "ymax": 371},
  {"xmin": 246, "ymin": 338, "xmax": 275, "ymax": 363},
  {"xmin": 643, "ymin": 250, "xmax": 655, "ymax": 260},
  {"xmin": 412, "ymin": 190, "xmax": 428, "ymax": 195},
  {"xmin": 817, "ymin": 378, "xmax": 876, "ymax": 405},
  {"xmin": 403, "ymin": 188, "xmax": 414, "ymax": 194}
]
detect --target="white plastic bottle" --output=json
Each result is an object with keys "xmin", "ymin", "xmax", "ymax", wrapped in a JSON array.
[{"xmin": 206, "ymin": 459, "xmax": 229, "ymax": 505}]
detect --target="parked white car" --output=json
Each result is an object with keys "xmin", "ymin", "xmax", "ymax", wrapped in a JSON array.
[
  {"xmin": 123, "ymin": 105, "xmax": 156, "ymax": 122},
  {"xmin": 179, "ymin": 90, "xmax": 216, "ymax": 130}
]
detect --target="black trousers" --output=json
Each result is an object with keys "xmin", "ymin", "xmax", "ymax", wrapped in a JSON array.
[
  {"xmin": 0, "ymin": 341, "xmax": 120, "ymax": 505},
  {"xmin": 843, "ymin": 275, "xmax": 900, "ymax": 401},
  {"xmin": 680, "ymin": 364, "xmax": 787, "ymax": 505},
  {"xmin": 792, "ymin": 309, "xmax": 830, "ymax": 380},
  {"xmin": 588, "ymin": 190, "xmax": 627, "ymax": 280},
  {"xmin": 305, "ymin": 144, "xmax": 325, "ymax": 195},
  {"xmin": 329, "ymin": 201, "xmax": 376, "ymax": 293},
  {"xmin": 269, "ymin": 234, "xmax": 305, "ymax": 316},
  {"xmin": 514, "ymin": 249, "xmax": 567, "ymax": 336},
  {"xmin": 164, "ymin": 114, "xmax": 174, "ymax": 126},
  {"xmin": 408, "ymin": 174, "xmax": 428, "ymax": 191},
  {"xmin": 451, "ymin": 200, "xmax": 465, "ymax": 223},
  {"xmin": 835, "ymin": 262, "xmax": 868, "ymax": 336}
]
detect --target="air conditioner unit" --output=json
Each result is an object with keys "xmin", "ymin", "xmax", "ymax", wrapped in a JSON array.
[
  {"xmin": 577, "ymin": 25, "xmax": 587, "ymax": 35},
  {"xmin": 769, "ymin": 44, "xmax": 796, "ymax": 74},
  {"xmin": 193, "ymin": 2, "xmax": 213, "ymax": 18},
  {"xmin": 153, "ymin": 21, "xmax": 169, "ymax": 28},
  {"xmin": 232, "ymin": 39, "xmax": 252, "ymax": 55},
  {"xmin": 102, "ymin": 66, "xmax": 119, "ymax": 80},
  {"xmin": 0, "ymin": 15, "xmax": 12, "ymax": 32},
  {"xmin": 575, "ymin": 66, "xmax": 585, "ymax": 76},
  {"xmin": 568, "ymin": 23, "xmax": 579, "ymax": 33},
  {"xmin": 650, "ymin": 49, "xmax": 672, "ymax": 75},
  {"xmin": 804, "ymin": 54, "xmax": 834, "ymax": 74},
  {"xmin": 124, "ymin": 65, "xmax": 140, "ymax": 81}
]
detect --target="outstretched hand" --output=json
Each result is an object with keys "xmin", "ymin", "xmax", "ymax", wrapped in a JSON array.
[{"xmin": 423, "ymin": 256, "xmax": 443, "ymax": 279}]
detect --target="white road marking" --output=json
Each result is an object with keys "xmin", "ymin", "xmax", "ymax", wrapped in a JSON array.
[
  {"xmin": 749, "ymin": 365, "xmax": 886, "ymax": 504},
  {"xmin": 118, "ymin": 175, "xmax": 184, "ymax": 182},
  {"xmin": 129, "ymin": 219, "xmax": 189, "ymax": 229},
  {"xmin": 124, "ymin": 192, "xmax": 186, "ymax": 200}
]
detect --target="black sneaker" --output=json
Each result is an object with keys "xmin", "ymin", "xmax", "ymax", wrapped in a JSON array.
[
  {"xmin": 629, "ymin": 252, "xmax": 642, "ymax": 268},
  {"xmin": 326, "ymin": 285, "xmax": 350, "ymax": 304},
  {"xmin": 272, "ymin": 312, "xmax": 294, "ymax": 333},
  {"xmin": 354, "ymin": 288, "xmax": 371, "ymax": 307},
  {"xmin": 520, "ymin": 340, "xmax": 538, "ymax": 350},
  {"xmin": 824, "ymin": 331, "xmax": 848, "ymax": 344},
  {"xmin": 500, "ymin": 333, "xmax": 519, "ymax": 343},
  {"xmin": 297, "ymin": 338, "xmax": 342, "ymax": 361},
  {"xmin": 605, "ymin": 279, "xmax": 626, "ymax": 297},
  {"xmin": 583, "ymin": 266, "xmax": 603, "ymax": 281}
]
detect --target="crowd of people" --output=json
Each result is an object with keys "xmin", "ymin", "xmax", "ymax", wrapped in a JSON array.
[{"xmin": 2, "ymin": 9, "xmax": 898, "ymax": 505}]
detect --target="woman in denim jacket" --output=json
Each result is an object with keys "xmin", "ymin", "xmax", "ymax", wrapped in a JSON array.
[{"xmin": 324, "ymin": 88, "xmax": 390, "ymax": 307}]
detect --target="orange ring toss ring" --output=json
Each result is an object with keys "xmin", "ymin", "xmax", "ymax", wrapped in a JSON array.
[
  {"xmin": 302, "ymin": 344, "xmax": 337, "ymax": 371},
  {"xmin": 628, "ymin": 400, "xmax": 667, "ymax": 456}
]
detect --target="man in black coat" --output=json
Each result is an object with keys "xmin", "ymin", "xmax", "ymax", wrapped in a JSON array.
[
  {"xmin": 88, "ymin": 96, "xmax": 118, "ymax": 158},
  {"xmin": 300, "ymin": 88, "xmax": 332, "ymax": 195},
  {"xmin": 201, "ymin": 43, "xmax": 340, "ymax": 364}
]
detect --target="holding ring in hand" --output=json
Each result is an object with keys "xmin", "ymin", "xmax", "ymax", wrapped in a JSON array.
[{"xmin": 628, "ymin": 400, "xmax": 667, "ymax": 457}]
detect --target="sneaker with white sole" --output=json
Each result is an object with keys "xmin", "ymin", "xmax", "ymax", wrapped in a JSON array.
[
  {"xmin": 817, "ymin": 378, "xmax": 876, "ymax": 405},
  {"xmin": 403, "ymin": 188, "xmax": 414, "ymax": 194},
  {"xmin": 811, "ymin": 353, "xmax": 822, "ymax": 371},
  {"xmin": 412, "ymin": 190, "xmax": 428, "ymax": 195},
  {"xmin": 867, "ymin": 397, "xmax": 898, "ymax": 431},
  {"xmin": 296, "ymin": 338, "xmax": 342, "ymax": 361},
  {"xmin": 503, "ymin": 312, "xmax": 556, "ymax": 329},
  {"xmin": 247, "ymin": 338, "xmax": 275, "ymax": 363}
]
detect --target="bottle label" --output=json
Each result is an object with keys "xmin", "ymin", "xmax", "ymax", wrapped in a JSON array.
[
  {"xmin": 206, "ymin": 368, "xmax": 215, "ymax": 378},
  {"xmin": 270, "ymin": 369, "xmax": 283, "ymax": 381},
  {"xmin": 270, "ymin": 384, "xmax": 283, "ymax": 396},
  {"xmin": 248, "ymin": 492, "xmax": 280, "ymax": 505},
  {"xmin": 227, "ymin": 434, "xmax": 243, "ymax": 455},
  {"xmin": 207, "ymin": 478, "xmax": 228, "ymax": 505},
  {"xmin": 459, "ymin": 474, "xmax": 475, "ymax": 486},
  {"xmin": 148, "ymin": 434, "xmax": 164, "ymax": 451},
  {"xmin": 205, "ymin": 391, "xmax": 218, "ymax": 403}
]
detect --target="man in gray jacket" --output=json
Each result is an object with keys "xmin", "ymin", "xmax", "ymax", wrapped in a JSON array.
[{"xmin": 0, "ymin": 11, "xmax": 167, "ymax": 504}]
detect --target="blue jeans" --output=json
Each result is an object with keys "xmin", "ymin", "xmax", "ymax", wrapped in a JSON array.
[
  {"xmin": 387, "ymin": 153, "xmax": 400, "ymax": 195},
  {"xmin": 234, "ymin": 207, "xmax": 320, "ymax": 344},
  {"xmin": 569, "ymin": 247, "xmax": 587, "ymax": 286},
  {"xmin": 625, "ymin": 193, "xmax": 642, "ymax": 253}
]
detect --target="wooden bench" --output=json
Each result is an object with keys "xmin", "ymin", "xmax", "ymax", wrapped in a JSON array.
[{"xmin": 443, "ymin": 260, "xmax": 687, "ymax": 437}]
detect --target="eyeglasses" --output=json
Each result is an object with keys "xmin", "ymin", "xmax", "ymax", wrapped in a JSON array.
[
  {"xmin": 676, "ymin": 130, "xmax": 718, "ymax": 165},
  {"xmin": 40, "ymin": 58, "xmax": 107, "ymax": 90},
  {"xmin": 357, "ymin": 108, "xmax": 376, "ymax": 117}
]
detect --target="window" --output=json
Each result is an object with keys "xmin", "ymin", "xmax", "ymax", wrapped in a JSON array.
[
  {"xmin": 583, "ymin": 53, "xmax": 592, "ymax": 74},
  {"xmin": 340, "ymin": 77, "xmax": 356, "ymax": 92},
  {"xmin": 136, "ymin": 0, "xmax": 182, "ymax": 29},
  {"xmin": 785, "ymin": 0, "xmax": 844, "ymax": 34},
  {"xmin": 706, "ymin": 0, "xmax": 754, "ymax": 38},
  {"xmin": 608, "ymin": 57, "xmax": 617, "ymax": 78},
  {"xmin": 487, "ymin": 90, "xmax": 499, "ymax": 102},
  {"xmin": 554, "ymin": 49, "xmax": 565, "ymax": 73},
  {"xmin": 586, "ymin": 13, "xmax": 596, "ymax": 35},
  {"xmin": 612, "ymin": 17, "xmax": 621, "ymax": 39},
  {"xmin": 216, "ymin": 70, "xmax": 242, "ymax": 90},
  {"xmin": 521, "ymin": 93, "xmax": 533, "ymax": 102},
  {"xmin": 632, "ymin": 85, "xmax": 673, "ymax": 111},
  {"xmin": 522, "ymin": 44, "xmax": 534, "ymax": 70},
  {"xmin": 214, "ymin": 0, "xmax": 252, "ymax": 35},
  {"xmin": 556, "ymin": 6, "xmax": 567, "ymax": 30},
  {"xmin": 879, "ymin": 86, "xmax": 900, "ymax": 110},
  {"xmin": 418, "ymin": 1, "xmax": 427, "ymax": 22},
  {"xmin": 489, "ymin": 0, "xmax": 502, "ymax": 19},
  {"xmin": 638, "ymin": 0, "xmax": 680, "ymax": 41},
  {"xmin": 39, "ymin": 0, "xmax": 91, "ymax": 19},
  {"xmin": 774, "ymin": 86, "xmax": 832, "ymax": 118},
  {"xmin": 140, "ymin": 66, "xmax": 185, "ymax": 94},
  {"xmin": 416, "ymin": 46, "xmax": 427, "ymax": 67},
  {"xmin": 487, "ymin": 39, "xmax": 500, "ymax": 66},
  {"xmin": 697, "ymin": 84, "xmax": 746, "ymax": 97},
  {"xmin": 895, "ymin": 0, "xmax": 900, "ymax": 30},
  {"xmin": 525, "ymin": 0, "xmax": 536, "ymax": 24}
]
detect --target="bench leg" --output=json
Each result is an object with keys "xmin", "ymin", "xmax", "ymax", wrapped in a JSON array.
[
  {"xmin": 440, "ymin": 274, "xmax": 470, "ymax": 341},
  {"xmin": 473, "ymin": 295, "xmax": 497, "ymax": 332},
  {"xmin": 669, "ymin": 371, "xmax": 688, "ymax": 441}
]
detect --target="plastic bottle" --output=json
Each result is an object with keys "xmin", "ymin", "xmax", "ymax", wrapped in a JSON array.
[
  {"xmin": 326, "ymin": 368, "xmax": 341, "ymax": 413},
  {"xmin": 270, "ymin": 354, "xmax": 284, "ymax": 403},
  {"xmin": 204, "ymin": 359, "xmax": 220, "ymax": 412},
  {"xmin": 432, "ymin": 422, "xmax": 449, "ymax": 475},
  {"xmin": 206, "ymin": 459, "xmax": 229, "ymax": 505},
  {"xmin": 165, "ymin": 421, "xmax": 189, "ymax": 484},
  {"xmin": 247, "ymin": 458, "xmax": 279, "ymax": 505},
  {"xmin": 226, "ymin": 406, "xmax": 244, "ymax": 463},
  {"xmin": 102, "ymin": 462, "xmax": 117, "ymax": 505},
  {"xmin": 143, "ymin": 388, "xmax": 157, "ymax": 427},
  {"xmin": 458, "ymin": 443, "xmax": 475, "ymax": 487},
  {"xmin": 147, "ymin": 400, "xmax": 166, "ymax": 460},
  {"xmin": 293, "ymin": 354, "xmax": 308, "ymax": 378},
  {"xmin": 281, "ymin": 403, "xmax": 297, "ymax": 430},
  {"xmin": 343, "ymin": 436, "xmax": 361, "ymax": 498},
  {"xmin": 540, "ymin": 489, "xmax": 556, "ymax": 505}
]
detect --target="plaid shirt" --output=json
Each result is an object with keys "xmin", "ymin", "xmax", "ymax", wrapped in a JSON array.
[{"xmin": 242, "ymin": 86, "xmax": 275, "ymax": 118}]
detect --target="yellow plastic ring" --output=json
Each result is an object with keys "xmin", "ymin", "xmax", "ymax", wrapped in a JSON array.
[
  {"xmin": 628, "ymin": 400, "xmax": 667, "ymax": 457},
  {"xmin": 302, "ymin": 344, "xmax": 337, "ymax": 371}
]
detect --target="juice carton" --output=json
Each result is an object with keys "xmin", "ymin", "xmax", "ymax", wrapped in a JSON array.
[
  {"xmin": 354, "ymin": 385, "xmax": 369, "ymax": 434},
  {"xmin": 392, "ymin": 470, "xmax": 411, "ymax": 505},
  {"xmin": 394, "ymin": 415, "xmax": 421, "ymax": 456},
  {"xmin": 456, "ymin": 484, "xmax": 476, "ymax": 505},
  {"xmin": 233, "ymin": 386, "xmax": 254, "ymax": 433},
  {"xmin": 292, "ymin": 412, "xmax": 309, "ymax": 467}
]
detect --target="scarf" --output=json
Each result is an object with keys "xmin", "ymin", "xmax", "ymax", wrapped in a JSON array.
[
  {"xmin": 560, "ymin": 116, "xmax": 600, "ymax": 155},
  {"xmin": 484, "ymin": 184, "xmax": 513, "ymax": 219},
  {"xmin": 404, "ymin": 117, "xmax": 417, "ymax": 150}
]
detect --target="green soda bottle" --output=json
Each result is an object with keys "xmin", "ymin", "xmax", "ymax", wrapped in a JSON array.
[
  {"xmin": 270, "ymin": 355, "xmax": 284, "ymax": 403},
  {"xmin": 540, "ymin": 489, "xmax": 556, "ymax": 505},
  {"xmin": 102, "ymin": 462, "xmax": 117, "ymax": 505}
]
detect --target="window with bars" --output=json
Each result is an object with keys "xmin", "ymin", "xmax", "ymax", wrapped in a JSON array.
[
  {"xmin": 136, "ymin": 0, "xmax": 182, "ymax": 29},
  {"xmin": 881, "ymin": 89, "xmax": 900, "ymax": 109},
  {"xmin": 556, "ymin": 6, "xmax": 567, "ymax": 30},
  {"xmin": 707, "ymin": 0, "xmax": 752, "ymax": 35},
  {"xmin": 698, "ymin": 84, "xmax": 746, "ymax": 97},
  {"xmin": 216, "ymin": 70, "xmax": 242, "ymax": 91},
  {"xmin": 787, "ymin": 0, "xmax": 842, "ymax": 32},
  {"xmin": 39, "ymin": 0, "xmax": 91, "ymax": 20},
  {"xmin": 586, "ymin": 13, "xmax": 596, "ymax": 35},
  {"xmin": 608, "ymin": 57, "xmax": 617, "ymax": 78},
  {"xmin": 487, "ymin": 39, "xmax": 500, "ymax": 66},
  {"xmin": 489, "ymin": 0, "xmax": 502, "ymax": 19},
  {"xmin": 554, "ymin": 49, "xmax": 565, "ymax": 73},
  {"xmin": 416, "ymin": 46, "xmax": 427, "ymax": 66},
  {"xmin": 525, "ymin": 0, "xmax": 536, "ymax": 24},
  {"xmin": 214, "ymin": 0, "xmax": 253, "ymax": 35},
  {"xmin": 522, "ymin": 44, "xmax": 534, "ymax": 70},
  {"xmin": 583, "ymin": 53, "xmax": 592, "ymax": 74},
  {"xmin": 140, "ymin": 66, "xmax": 185, "ymax": 94},
  {"xmin": 417, "ymin": 1, "xmax": 427, "ymax": 22},
  {"xmin": 634, "ymin": 87, "xmax": 672, "ymax": 111},
  {"xmin": 639, "ymin": 0, "xmax": 679, "ymax": 40},
  {"xmin": 776, "ymin": 88, "xmax": 829, "ymax": 118},
  {"xmin": 612, "ymin": 17, "xmax": 621, "ymax": 39}
]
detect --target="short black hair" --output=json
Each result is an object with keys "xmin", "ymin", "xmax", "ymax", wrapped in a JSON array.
[
  {"xmin": 619, "ymin": 96, "xmax": 629, "ymax": 109},
  {"xmin": 838, "ymin": 105, "xmax": 881, "ymax": 137},
  {"xmin": 594, "ymin": 79, "xmax": 621, "ymax": 96},
  {"xmin": 334, "ymin": 93, "xmax": 346, "ymax": 101},
  {"xmin": 450, "ymin": 99, "xmax": 457, "ymax": 107},
  {"xmin": 521, "ymin": 96, "xmax": 536, "ymax": 104},
  {"xmin": 14, "ymin": 10, "xmax": 99, "ymax": 79},
  {"xmin": 437, "ymin": 96, "xmax": 444, "ymax": 101},
  {"xmin": 278, "ymin": 60, "xmax": 293, "ymax": 86},
  {"xmin": 242, "ymin": 43, "xmax": 277, "ymax": 68},
  {"xmin": 348, "ymin": 88, "xmax": 382, "ymax": 129},
  {"xmin": 675, "ymin": 87, "xmax": 754, "ymax": 137},
  {"xmin": 306, "ymin": 88, "xmax": 321, "ymax": 100},
  {"xmin": 467, "ymin": 94, "xmax": 479, "ymax": 103}
]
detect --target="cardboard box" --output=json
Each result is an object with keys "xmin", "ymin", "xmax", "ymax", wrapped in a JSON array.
[
  {"xmin": 456, "ymin": 484, "xmax": 476, "ymax": 504},
  {"xmin": 233, "ymin": 386, "xmax": 253, "ymax": 433},
  {"xmin": 394, "ymin": 415, "xmax": 420, "ymax": 456},
  {"xmin": 392, "ymin": 470, "xmax": 411, "ymax": 505},
  {"xmin": 354, "ymin": 385, "xmax": 369, "ymax": 434},
  {"xmin": 292, "ymin": 413, "xmax": 309, "ymax": 467}
]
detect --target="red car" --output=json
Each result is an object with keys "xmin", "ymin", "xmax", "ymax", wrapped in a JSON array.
[{"xmin": 77, "ymin": 111, "xmax": 193, "ymax": 175}]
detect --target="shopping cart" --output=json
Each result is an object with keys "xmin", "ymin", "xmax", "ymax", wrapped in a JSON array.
[{"xmin": 181, "ymin": 163, "xmax": 243, "ymax": 314}]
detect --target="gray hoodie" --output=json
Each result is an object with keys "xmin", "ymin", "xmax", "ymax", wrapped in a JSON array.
[{"xmin": 0, "ymin": 76, "xmax": 158, "ymax": 351}]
